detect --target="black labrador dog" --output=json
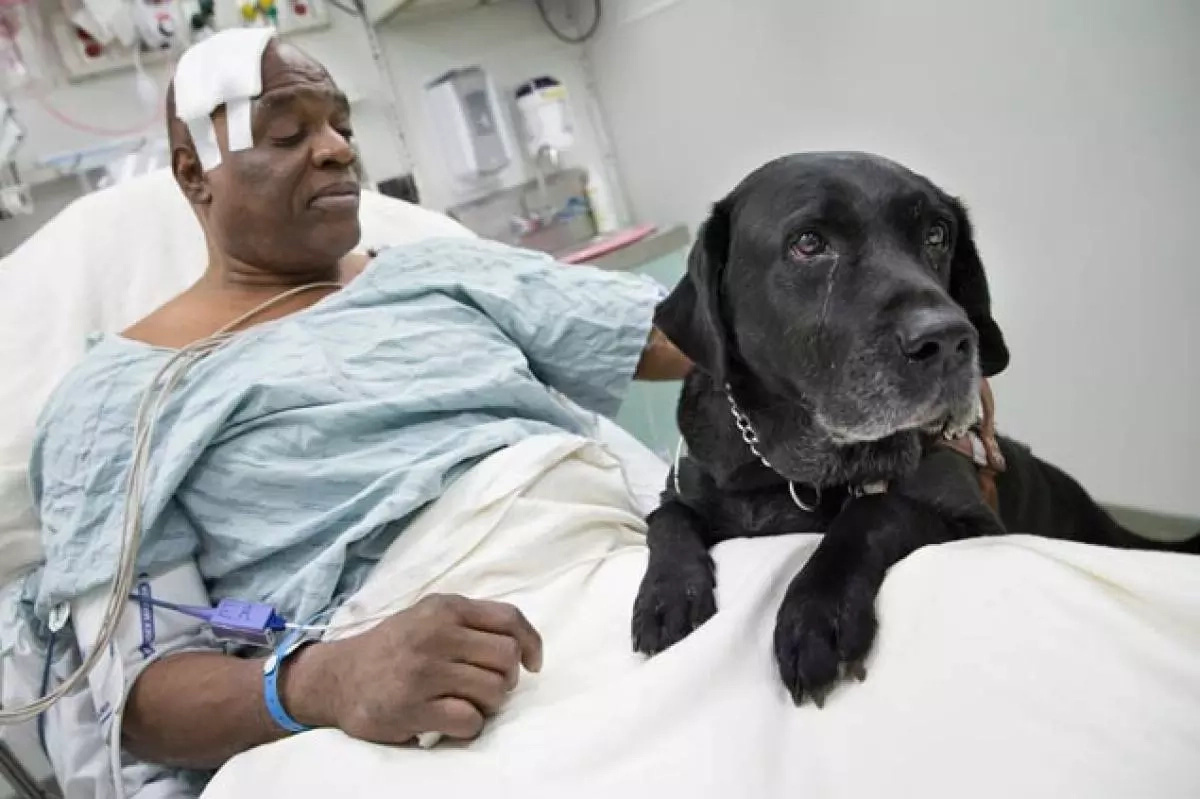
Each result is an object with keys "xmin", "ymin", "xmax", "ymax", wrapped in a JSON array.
[{"xmin": 631, "ymin": 151, "xmax": 1199, "ymax": 705}]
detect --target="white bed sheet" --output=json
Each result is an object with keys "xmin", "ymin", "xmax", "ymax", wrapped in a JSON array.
[{"xmin": 204, "ymin": 432, "xmax": 1200, "ymax": 799}]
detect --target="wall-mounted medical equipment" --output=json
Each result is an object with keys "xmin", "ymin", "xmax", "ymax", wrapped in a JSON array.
[
  {"xmin": 49, "ymin": 0, "xmax": 187, "ymax": 80},
  {"xmin": 0, "ymin": 96, "xmax": 23, "ymax": 165},
  {"xmin": 512, "ymin": 72, "xmax": 618, "ymax": 234},
  {"xmin": 0, "ymin": 96, "xmax": 31, "ymax": 218},
  {"xmin": 47, "ymin": 0, "xmax": 330, "ymax": 81},
  {"xmin": 132, "ymin": 0, "xmax": 180, "ymax": 49},
  {"xmin": 210, "ymin": 0, "xmax": 329, "ymax": 35},
  {"xmin": 514, "ymin": 75, "xmax": 574, "ymax": 160},
  {"xmin": 425, "ymin": 65, "xmax": 513, "ymax": 182},
  {"xmin": 0, "ymin": 1, "xmax": 50, "ymax": 92}
]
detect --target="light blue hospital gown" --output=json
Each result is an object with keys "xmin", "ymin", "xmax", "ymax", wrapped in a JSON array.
[{"xmin": 29, "ymin": 236, "xmax": 664, "ymax": 627}]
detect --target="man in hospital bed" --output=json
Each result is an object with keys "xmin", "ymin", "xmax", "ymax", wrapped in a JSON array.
[
  {"xmin": 12, "ymin": 28, "xmax": 1200, "ymax": 799},
  {"xmin": 24, "ymin": 30, "xmax": 689, "ymax": 795}
]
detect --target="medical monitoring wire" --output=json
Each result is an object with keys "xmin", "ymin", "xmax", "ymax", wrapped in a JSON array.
[{"xmin": 0, "ymin": 282, "xmax": 341, "ymax": 726}]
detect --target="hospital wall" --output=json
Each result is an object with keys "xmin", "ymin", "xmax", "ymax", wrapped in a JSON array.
[
  {"xmin": 5, "ymin": 0, "xmax": 615, "ymax": 245},
  {"xmin": 586, "ymin": 0, "xmax": 1200, "ymax": 519}
]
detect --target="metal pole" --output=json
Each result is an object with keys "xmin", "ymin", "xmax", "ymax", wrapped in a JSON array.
[{"xmin": 349, "ymin": 0, "xmax": 417, "ymax": 186}]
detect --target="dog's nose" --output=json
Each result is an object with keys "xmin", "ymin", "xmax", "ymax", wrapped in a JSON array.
[{"xmin": 897, "ymin": 309, "xmax": 976, "ymax": 371}]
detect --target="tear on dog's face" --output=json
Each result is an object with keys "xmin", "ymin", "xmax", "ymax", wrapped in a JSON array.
[{"xmin": 657, "ymin": 152, "xmax": 1009, "ymax": 444}]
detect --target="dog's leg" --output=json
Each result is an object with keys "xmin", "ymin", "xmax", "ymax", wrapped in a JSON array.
[
  {"xmin": 632, "ymin": 499, "xmax": 718, "ymax": 655},
  {"xmin": 773, "ymin": 489, "xmax": 996, "ymax": 706}
]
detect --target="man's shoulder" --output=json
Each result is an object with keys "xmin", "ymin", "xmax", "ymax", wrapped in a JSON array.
[
  {"xmin": 364, "ymin": 237, "xmax": 557, "ymax": 291},
  {"xmin": 371, "ymin": 236, "xmax": 549, "ymax": 270},
  {"xmin": 121, "ymin": 292, "xmax": 212, "ymax": 349}
]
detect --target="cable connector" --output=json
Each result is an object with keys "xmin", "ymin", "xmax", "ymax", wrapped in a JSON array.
[
  {"xmin": 128, "ymin": 593, "xmax": 288, "ymax": 648},
  {"xmin": 208, "ymin": 598, "xmax": 288, "ymax": 647}
]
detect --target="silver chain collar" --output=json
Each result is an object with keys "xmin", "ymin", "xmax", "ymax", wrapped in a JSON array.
[
  {"xmin": 724, "ymin": 384, "xmax": 822, "ymax": 512},
  {"xmin": 723, "ymin": 384, "xmax": 889, "ymax": 512}
]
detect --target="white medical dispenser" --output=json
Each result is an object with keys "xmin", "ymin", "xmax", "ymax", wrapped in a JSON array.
[{"xmin": 424, "ymin": 65, "xmax": 513, "ymax": 181}]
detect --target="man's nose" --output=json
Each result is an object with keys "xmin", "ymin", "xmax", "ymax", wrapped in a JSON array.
[
  {"xmin": 896, "ymin": 308, "xmax": 977, "ymax": 373},
  {"xmin": 312, "ymin": 125, "xmax": 356, "ymax": 168}
]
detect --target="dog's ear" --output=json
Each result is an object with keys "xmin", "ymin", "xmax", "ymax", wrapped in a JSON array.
[
  {"xmin": 654, "ymin": 200, "xmax": 732, "ymax": 383},
  {"xmin": 949, "ymin": 199, "xmax": 1009, "ymax": 377}
]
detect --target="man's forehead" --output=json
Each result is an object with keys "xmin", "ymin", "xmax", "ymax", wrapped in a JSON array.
[
  {"xmin": 170, "ymin": 32, "xmax": 346, "ymax": 167},
  {"xmin": 254, "ymin": 83, "xmax": 349, "ymax": 117},
  {"xmin": 260, "ymin": 41, "xmax": 332, "ymax": 92}
]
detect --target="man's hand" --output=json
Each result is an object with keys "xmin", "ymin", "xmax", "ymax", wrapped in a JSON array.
[
  {"xmin": 635, "ymin": 327, "xmax": 692, "ymax": 381},
  {"xmin": 123, "ymin": 594, "xmax": 541, "ymax": 769},
  {"xmin": 290, "ymin": 594, "xmax": 543, "ymax": 744}
]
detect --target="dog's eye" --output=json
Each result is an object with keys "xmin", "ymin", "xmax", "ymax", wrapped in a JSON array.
[
  {"xmin": 925, "ymin": 222, "xmax": 951, "ymax": 249},
  {"xmin": 789, "ymin": 232, "xmax": 828, "ymax": 259}
]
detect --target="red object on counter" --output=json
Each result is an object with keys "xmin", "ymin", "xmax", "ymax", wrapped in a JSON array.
[{"xmin": 560, "ymin": 224, "xmax": 658, "ymax": 264}]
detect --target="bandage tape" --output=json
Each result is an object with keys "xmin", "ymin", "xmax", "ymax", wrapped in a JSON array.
[
  {"xmin": 172, "ymin": 28, "xmax": 275, "ymax": 171},
  {"xmin": 185, "ymin": 116, "xmax": 223, "ymax": 173},
  {"xmin": 225, "ymin": 97, "xmax": 254, "ymax": 152}
]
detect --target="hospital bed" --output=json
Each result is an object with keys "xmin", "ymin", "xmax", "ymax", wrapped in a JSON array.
[
  {"xmin": 0, "ymin": 169, "xmax": 671, "ymax": 797},
  {"xmin": 0, "ymin": 171, "xmax": 1198, "ymax": 798}
]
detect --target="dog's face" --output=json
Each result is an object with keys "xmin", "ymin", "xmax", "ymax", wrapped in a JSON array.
[{"xmin": 657, "ymin": 152, "xmax": 1008, "ymax": 444}]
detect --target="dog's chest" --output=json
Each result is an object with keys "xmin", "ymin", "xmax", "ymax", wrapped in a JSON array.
[{"xmin": 709, "ymin": 487, "xmax": 831, "ymax": 539}]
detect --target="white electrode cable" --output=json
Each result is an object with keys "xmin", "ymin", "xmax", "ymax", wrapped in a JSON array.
[{"xmin": 0, "ymin": 282, "xmax": 340, "ymax": 726}]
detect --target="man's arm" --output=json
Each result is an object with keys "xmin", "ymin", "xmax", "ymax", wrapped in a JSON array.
[
  {"xmin": 123, "ymin": 595, "xmax": 542, "ymax": 770},
  {"xmin": 440, "ymin": 244, "xmax": 672, "ymax": 416},
  {"xmin": 635, "ymin": 327, "xmax": 692, "ymax": 381},
  {"xmin": 123, "ymin": 650, "xmax": 294, "ymax": 769}
]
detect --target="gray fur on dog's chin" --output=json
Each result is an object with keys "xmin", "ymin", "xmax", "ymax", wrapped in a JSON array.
[
  {"xmin": 746, "ymin": 367, "xmax": 981, "ymax": 490},
  {"xmin": 816, "ymin": 373, "xmax": 981, "ymax": 444},
  {"xmin": 756, "ymin": 334, "xmax": 982, "ymax": 452}
]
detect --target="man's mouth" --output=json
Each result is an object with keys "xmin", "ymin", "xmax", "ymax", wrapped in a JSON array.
[{"xmin": 310, "ymin": 181, "xmax": 361, "ymax": 210}]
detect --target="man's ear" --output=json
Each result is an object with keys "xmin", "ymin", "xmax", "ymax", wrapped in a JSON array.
[
  {"xmin": 948, "ymin": 198, "xmax": 1009, "ymax": 377},
  {"xmin": 173, "ymin": 146, "xmax": 211, "ymax": 205},
  {"xmin": 653, "ymin": 198, "xmax": 732, "ymax": 383}
]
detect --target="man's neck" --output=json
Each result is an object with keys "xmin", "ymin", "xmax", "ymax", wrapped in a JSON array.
[
  {"xmin": 199, "ymin": 253, "xmax": 342, "ymax": 294},
  {"xmin": 118, "ymin": 253, "xmax": 349, "ymax": 349}
]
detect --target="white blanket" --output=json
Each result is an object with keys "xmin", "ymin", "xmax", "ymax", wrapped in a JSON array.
[{"xmin": 203, "ymin": 434, "xmax": 1200, "ymax": 799}]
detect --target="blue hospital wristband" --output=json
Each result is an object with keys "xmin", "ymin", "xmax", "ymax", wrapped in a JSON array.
[{"xmin": 262, "ymin": 629, "xmax": 315, "ymax": 734}]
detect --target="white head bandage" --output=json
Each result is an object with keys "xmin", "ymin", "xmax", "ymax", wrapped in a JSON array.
[{"xmin": 173, "ymin": 28, "xmax": 276, "ymax": 171}]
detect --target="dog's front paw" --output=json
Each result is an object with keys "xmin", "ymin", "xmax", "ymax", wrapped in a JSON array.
[
  {"xmin": 631, "ymin": 554, "xmax": 717, "ymax": 655},
  {"xmin": 773, "ymin": 575, "xmax": 877, "ymax": 707}
]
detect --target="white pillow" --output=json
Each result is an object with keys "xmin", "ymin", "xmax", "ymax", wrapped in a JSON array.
[{"xmin": 0, "ymin": 169, "xmax": 475, "ymax": 583}]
